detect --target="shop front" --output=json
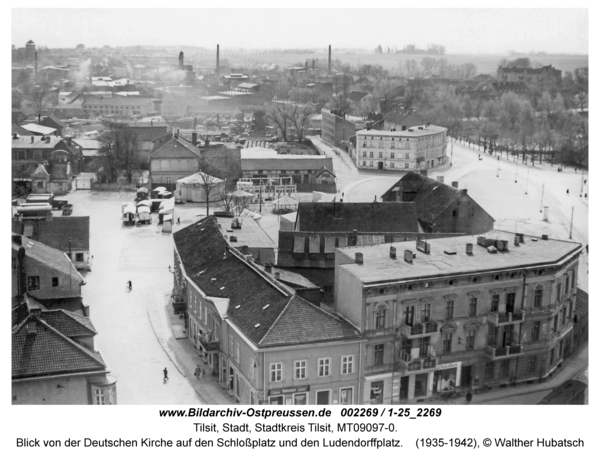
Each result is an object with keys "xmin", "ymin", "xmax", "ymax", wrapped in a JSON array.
[
  {"xmin": 432, "ymin": 361, "xmax": 462, "ymax": 395},
  {"xmin": 268, "ymin": 386, "xmax": 310, "ymax": 405}
]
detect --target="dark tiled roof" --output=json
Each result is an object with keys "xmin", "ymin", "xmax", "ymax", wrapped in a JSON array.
[
  {"xmin": 347, "ymin": 91, "xmax": 370, "ymax": 103},
  {"xmin": 39, "ymin": 309, "xmax": 97, "ymax": 337},
  {"xmin": 297, "ymin": 202, "xmax": 419, "ymax": 233},
  {"xmin": 383, "ymin": 107, "xmax": 425, "ymax": 127},
  {"xmin": 41, "ymin": 114, "xmax": 66, "ymax": 129},
  {"xmin": 381, "ymin": 172, "xmax": 461, "ymax": 223},
  {"xmin": 173, "ymin": 216, "xmax": 290, "ymax": 345},
  {"xmin": 129, "ymin": 126, "xmax": 169, "ymax": 142},
  {"xmin": 259, "ymin": 295, "xmax": 360, "ymax": 347},
  {"xmin": 13, "ymin": 217, "xmax": 90, "ymax": 252},
  {"xmin": 12, "ymin": 315, "xmax": 105, "ymax": 379},
  {"xmin": 12, "ymin": 124, "xmax": 33, "ymax": 136}
]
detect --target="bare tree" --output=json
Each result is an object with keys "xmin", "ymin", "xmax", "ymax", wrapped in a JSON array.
[
  {"xmin": 21, "ymin": 80, "xmax": 57, "ymax": 122},
  {"xmin": 330, "ymin": 73, "xmax": 352, "ymax": 119},
  {"xmin": 97, "ymin": 129, "xmax": 122, "ymax": 182},
  {"xmin": 195, "ymin": 165, "xmax": 223, "ymax": 217},
  {"xmin": 266, "ymin": 103, "xmax": 290, "ymax": 141},
  {"xmin": 286, "ymin": 103, "xmax": 314, "ymax": 142}
]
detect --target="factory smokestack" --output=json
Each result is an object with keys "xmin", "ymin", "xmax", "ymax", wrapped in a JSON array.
[
  {"xmin": 179, "ymin": 51, "xmax": 184, "ymax": 69},
  {"xmin": 216, "ymin": 44, "xmax": 220, "ymax": 77},
  {"xmin": 34, "ymin": 51, "xmax": 38, "ymax": 81},
  {"xmin": 328, "ymin": 45, "xmax": 331, "ymax": 74}
]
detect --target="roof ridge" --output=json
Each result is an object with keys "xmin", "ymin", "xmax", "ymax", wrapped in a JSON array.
[
  {"xmin": 257, "ymin": 296, "xmax": 295, "ymax": 346},
  {"xmin": 46, "ymin": 309, "xmax": 97, "ymax": 334}
]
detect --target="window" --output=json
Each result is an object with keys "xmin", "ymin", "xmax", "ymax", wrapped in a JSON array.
[
  {"xmin": 466, "ymin": 329, "xmax": 476, "ymax": 350},
  {"xmin": 421, "ymin": 303, "xmax": 431, "ymax": 322},
  {"xmin": 318, "ymin": 358, "xmax": 331, "ymax": 377},
  {"xmin": 468, "ymin": 207, "xmax": 475, "ymax": 217},
  {"xmin": 452, "ymin": 209, "xmax": 458, "ymax": 217},
  {"xmin": 491, "ymin": 294, "xmax": 500, "ymax": 312},
  {"xmin": 341, "ymin": 355, "xmax": 354, "ymax": 374},
  {"xmin": 369, "ymin": 162, "xmax": 373, "ymax": 167},
  {"xmin": 374, "ymin": 305, "xmax": 387, "ymax": 329},
  {"xmin": 506, "ymin": 292, "xmax": 516, "ymax": 312},
  {"xmin": 485, "ymin": 362, "xmax": 494, "ymax": 379},
  {"xmin": 294, "ymin": 360, "xmax": 306, "ymax": 380},
  {"xmin": 556, "ymin": 283, "xmax": 562, "ymax": 301},
  {"xmin": 390, "ymin": 143, "xmax": 395, "ymax": 149},
  {"xmin": 534, "ymin": 287, "xmax": 543, "ymax": 308},
  {"xmin": 378, "ymin": 152, "xmax": 383, "ymax": 158},
  {"xmin": 403, "ymin": 306, "xmax": 414, "ymax": 327},
  {"xmin": 549, "ymin": 348, "xmax": 555, "ymax": 366},
  {"xmin": 94, "ymin": 389, "xmax": 105, "ymax": 405},
  {"xmin": 553, "ymin": 315, "xmax": 559, "ymax": 332},
  {"xmin": 362, "ymin": 152, "xmax": 366, "ymax": 157},
  {"xmin": 166, "ymin": 177, "xmax": 172, "ymax": 184},
  {"xmin": 442, "ymin": 333, "xmax": 452, "ymax": 354},
  {"xmin": 390, "ymin": 152, "xmax": 395, "ymax": 159},
  {"xmin": 270, "ymin": 363, "xmax": 282, "ymax": 382},
  {"xmin": 373, "ymin": 345, "xmax": 384, "ymax": 366},
  {"xmin": 404, "ymin": 163, "xmax": 409, "ymax": 169},
  {"xmin": 469, "ymin": 297, "xmax": 478, "ymax": 317},
  {"xmin": 28, "ymin": 276, "xmax": 40, "ymax": 290},
  {"xmin": 531, "ymin": 321, "xmax": 541, "ymax": 341},
  {"xmin": 561, "ymin": 307, "xmax": 567, "ymax": 326},
  {"xmin": 362, "ymin": 161, "xmax": 366, "ymax": 166},
  {"xmin": 487, "ymin": 324, "xmax": 497, "ymax": 346},
  {"xmin": 405, "ymin": 153, "xmax": 410, "ymax": 159},
  {"xmin": 369, "ymin": 152, "xmax": 373, "ymax": 158},
  {"xmin": 75, "ymin": 253, "xmax": 84, "ymax": 262},
  {"xmin": 528, "ymin": 356, "xmax": 538, "ymax": 374},
  {"xmin": 235, "ymin": 341, "xmax": 240, "ymax": 363},
  {"xmin": 445, "ymin": 300, "xmax": 454, "ymax": 320},
  {"xmin": 568, "ymin": 300, "xmax": 573, "ymax": 320},
  {"xmin": 229, "ymin": 335, "xmax": 234, "ymax": 357},
  {"xmin": 52, "ymin": 277, "xmax": 59, "ymax": 287},
  {"xmin": 390, "ymin": 162, "xmax": 395, "ymax": 168}
]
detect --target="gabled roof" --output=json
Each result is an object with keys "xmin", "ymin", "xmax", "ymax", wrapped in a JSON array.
[
  {"xmin": 12, "ymin": 125, "xmax": 33, "ymax": 136},
  {"xmin": 40, "ymin": 114, "xmax": 66, "ymax": 129},
  {"xmin": 173, "ymin": 216, "xmax": 290, "ymax": 345},
  {"xmin": 12, "ymin": 217, "xmax": 90, "ymax": 252},
  {"xmin": 13, "ymin": 236, "xmax": 84, "ymax": 284},
  {"xmin": 150, "ymin": 134, "xmax": 201, "ymax": 159},
  {"xmin": 259, "ymin": 295, "xmax": 360, "ymax": 347},
  {"xmin": 296, "ymin": 202, "xmax": 419, "ymax": 233},
  {"xmin": 383, "ymin": 106, "xmax": 425, "ymax": 127},
  {"xmin": 12, "ymin": 313, "xmax": 105, "ymax": 380},
  {"xmin": 347, "ymin": 91, "xmax": 370, "ymax": 103},
  {"xmin": 174, "ymin": 216, "xmax": 359, "ymax": 347}
]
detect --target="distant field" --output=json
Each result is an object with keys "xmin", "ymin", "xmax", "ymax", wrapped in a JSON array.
[{"xmin": 204, "ymin": 52, "xmax": 588, "ymax": 75}]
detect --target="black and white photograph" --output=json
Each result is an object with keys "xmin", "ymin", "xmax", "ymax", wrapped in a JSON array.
[{"xmin": 7, "ymin": 3, "xmax": 594, "ymax": 455}]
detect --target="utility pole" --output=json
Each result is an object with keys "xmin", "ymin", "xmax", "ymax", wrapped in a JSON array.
[
  {"xmin": 525, "ymin": 169, "xmax": 530, "ymax": 195},
  {"xmin": 539, "ymin": 183, "xmax": 544, "ymax": 212},
  {"xmin": 497, "ymin": 157, "xmax": 500, "ymax": 178},
  {"xmin": 569, "ymin": 206, "xmax": 574, "ymax": 239},
  {"xmin": 515, "ymin": 160, "xmax": 518, "ymax": 183}
]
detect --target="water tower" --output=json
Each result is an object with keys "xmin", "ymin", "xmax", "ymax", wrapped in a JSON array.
[{"xmin": 25, "ymin": 40, "xmax": 36, "ymax": 64}]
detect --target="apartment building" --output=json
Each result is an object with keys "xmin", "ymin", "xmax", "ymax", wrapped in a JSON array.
[
  {"xmin": 355, "ymin": 124, "xmax": 447, "ymax": 171},
  {"xmin": 334, "ymin": 231, "xmax": 582, "ymax": 404}
]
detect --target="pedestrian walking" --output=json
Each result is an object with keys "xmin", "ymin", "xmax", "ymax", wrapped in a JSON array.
[
  {"xmin": 466, "ymin": 391, "xmax": 473, "ymax": 404},
  {"xmin": 127, "ymin": 280, "xmax": 132, "ymax": 291},
  {"xmin": 194, "ymin": 365, "xmax": 201, "ymax": 380},
  {"xmin": 176, "ymin": 217, "xmax": 181, "ymax": 225},
  {"xmin": 201, "ymin": 368, "xmax": 206, "ymax": 380},
  {"xmin": 566, "ymin": 189, "xmax": 569, "ymax": 194},
  {"xmin": 163, "ymin": 367, "xmax": 169, "ymax": 382}
]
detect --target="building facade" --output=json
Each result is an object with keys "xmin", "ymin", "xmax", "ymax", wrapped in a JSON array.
[
  {"xmin": 149, "ymin": 132, "xmax": 201, "ymax": 191},
  {"xmin": 321, "ymin": 109, "xmax": 357, "ymax": 147},
  {"xmin": 334, "ymin": 231, "xmax": 582, "ymax": 404},
  {"xmin": 355, "ymin": 125, "xmax": 447, "ymax": 171},
  {"xmin": 497, "ymin": 65, "xmax": 562, "ymax": 87}
]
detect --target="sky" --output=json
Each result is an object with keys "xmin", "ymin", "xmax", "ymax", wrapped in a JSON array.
[{"xmin": 11, "ymin": 7, "xmax": 588, "ymax": 55}]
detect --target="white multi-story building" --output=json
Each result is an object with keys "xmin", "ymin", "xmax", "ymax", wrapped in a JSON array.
[{"xmin": 355, "ymin": 125, "xmax": 448, "ymax": 171}]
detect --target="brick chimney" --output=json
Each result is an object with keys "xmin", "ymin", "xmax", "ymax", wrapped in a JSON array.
[
  {"xmin": 192, "ymin": 132, "xmax": 197, "ymax": 146},
  {"xmin": 355, "ymin": 252, "xmax": 363, "ymax": 264}
]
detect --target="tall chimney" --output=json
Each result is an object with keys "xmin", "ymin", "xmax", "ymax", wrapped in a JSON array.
[
  {"xmin": 328, "ymin": 45, "xmax": 332, "ymax": 74},
  {"xmin": 216, "ymin": 44, "xmax": 220, "ymax": 76},
  {"xmin": 179, "ymin": 51, "xmax": 184, "ymax": 69},
  {"xmin": 192, "ymin": 132, "xmax": 197, "ymax": 146},
  {"xmin": 34, "ymin": 51, "xmax": 38, "ymax": 81}
]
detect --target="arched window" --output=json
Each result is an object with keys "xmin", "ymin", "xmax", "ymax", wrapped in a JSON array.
[{"xmin": 374, "ymin": 302, "xmax": 388, "ymax": 329}]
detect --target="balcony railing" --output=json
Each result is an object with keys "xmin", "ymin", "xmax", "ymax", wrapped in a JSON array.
[
  {"xmin": 365, "ymin": 362, "xmax": 396, "ymax": 373},
  {"xmin": 364, "ymin": 326, "xmax": 400, "ymax": 338},
  {"xmin": 198, "ymin": 335, "xmax": 220, "ymax": 352},
  {"xmin": 527, "ymin": 305, "xmax": 553, "ymax": 317},
  {"xmin": 485, "ymin": 344, "xmax": 523, "ymax": 359},
  {"xmin": 396, "ymin": 346, "xmax": 438, "ymax": 372},
  {"xmin": 171, "ymin": 294, "xmax": 187, "ymax": 313},
  {"xmin": 487, "ymin": 308, "xmax": 525, "ymax": 326},
  {"xmin": 400, "ymin": 321, "xmax": 439, "ymax": 338}
]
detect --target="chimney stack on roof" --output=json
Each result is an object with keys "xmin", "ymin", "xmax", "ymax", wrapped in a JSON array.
[
  {"xmin": 216, "ymin": 44, "xmax": 220, "ymax": 77},
  {"xmin": 466, "ymin": 243, "xmax": 473, "ymax": 255},
  {"xmin": 192, "ymin": 132, "xmax": 197, "ymax": 147},
  {"xmin": 275, "ymin": 272, "xmax": 281, "ymax": 280},
  {"xmin": 452, "ymin": 181, "xmax": 459, "ymax": 188},
  {"xmin": 355, "ymin": 252, "xmax": 363, "ymax": 264},
  {"xmin": 390, "ymin": 246, "xmax": 397, "ymax": 259},
  {"xmin": 328, "ymin": 45, "xmax": 332, "ymax": 74}
]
